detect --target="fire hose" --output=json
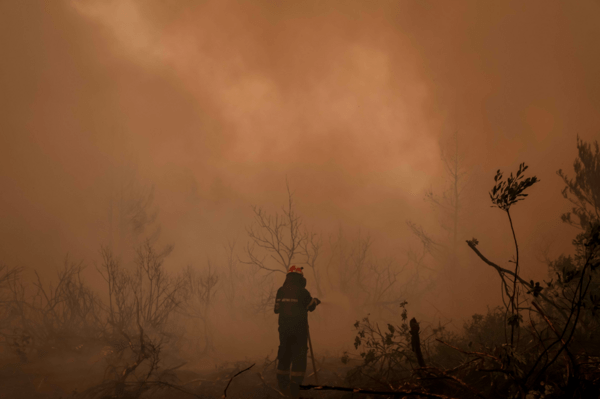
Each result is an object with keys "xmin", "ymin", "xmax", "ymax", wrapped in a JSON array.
[{"xmin": 307, "ymin": 298, "xmax": 321, "ymax": 385}]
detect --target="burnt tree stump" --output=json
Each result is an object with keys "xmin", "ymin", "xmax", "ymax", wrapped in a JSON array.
[{"xmin": 409, "ymin": 317, "xmax": 426, "ymax": 368}]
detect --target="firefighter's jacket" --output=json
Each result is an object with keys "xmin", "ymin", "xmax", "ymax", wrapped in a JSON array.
[{"xmin": 274, "ymin": 273, "xmax": 318, "ymax": 326}]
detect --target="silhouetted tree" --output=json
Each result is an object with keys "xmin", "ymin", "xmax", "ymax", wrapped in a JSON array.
[
  {"xmin": 425, "ymin": 131, "xmax": 470, "ymax": 266},
  {"xmin": 325, "ymin": 228, "xmax": 413, "ymax": 316},
  {"xmin": 181, "ymin": 261, "xmax": 219, "ymax": 355},
  {"xmin": 345, "ymin": 145, "xmax": 599, "ymax": 398},
  {"xmin": 558, "ymin": 137, "xmax": 600, "ymax": 247},
  {"xmin": 221, "ymin": 239, "xmax": 240, "ymax": 311},
  {"xmin": 486, "ymin": 162, "xmax": 540, "ymax": 345},
  {"xmin": 95, "ymin": 243, "xmax": 190, "ymax": 398},
  {"xmin": 242, "ymin": 182, "xmax": 323, "ymax": 308}
]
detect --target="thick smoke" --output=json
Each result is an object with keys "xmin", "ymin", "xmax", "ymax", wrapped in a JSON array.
[{"xmin": 0, "ymin": 0, "xmax": 599, "ymax": 372}]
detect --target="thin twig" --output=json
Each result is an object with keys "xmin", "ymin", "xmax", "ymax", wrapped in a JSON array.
[
  {"xmin": 466, "ymin": 240, "xmax": 569, "ymax": 321},
  {"xmin": 222, "ymin": 363, "xmax": 255, "ymax": 398},
  {"xmin": 435, "ymin": 339, "xmax": 501, "ymax": 364},
  {"xmin": 531, "ymin": 301, "xmax": 566, "ymax": 346}
]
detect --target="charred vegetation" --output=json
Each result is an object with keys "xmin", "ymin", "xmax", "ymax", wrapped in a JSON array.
[{"xmin": 0, "ymin": 139, "xmax": 599, "ymax": 399}]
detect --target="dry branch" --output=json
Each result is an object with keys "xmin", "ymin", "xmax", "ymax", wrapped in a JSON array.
[
  {"xmin": 466, "ymin": 239, "xmax": 568, "ymax": 320},
  {"xmin": 222, "ymin": 363, "xmax": 255, "ymax": 398},
  {"xmin": 300, "ymin": 384, "xmax": 458, "ymax": 398},
  {"xmin": 435, "ymin": 338, "xmax": 502, "ymax": 364}
]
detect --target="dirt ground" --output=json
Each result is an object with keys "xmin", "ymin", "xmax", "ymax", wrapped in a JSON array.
[{"xmin": 0, "ymin": 349, "xmax": 362, "ymax": 399}]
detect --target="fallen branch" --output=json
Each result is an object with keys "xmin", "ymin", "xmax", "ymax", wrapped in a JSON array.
[
  {"xmin": 531, "ymin": 301, "xmax": 568, "ymax": 347},
  {"xmin": 222, "ymin": 363, "xmax": 255, "ymax": 398},
  {"xmin": 300, "ymin": 384, "xmax": 457, "ymax": 398},
  {"xmin": 306, "ymin": 355, "xmax": 325, "ymax": 379},
  {"xmin": 306, "ymin": 367, "xmax": 321, "ymax": 379},
  {"xmin": 418, "ymin": 367, "xmax": 486, "ymax": 399}
]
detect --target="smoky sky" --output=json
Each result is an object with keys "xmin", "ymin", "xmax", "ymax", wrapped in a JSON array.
[{"xmin": 1, "ymin": 0, "xmax": 599, "ymax": 312}]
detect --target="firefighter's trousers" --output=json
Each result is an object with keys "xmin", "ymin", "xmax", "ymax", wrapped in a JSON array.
[{"xmin": 276, "ymin": 322, "xmax": 308, "ymax": 398}]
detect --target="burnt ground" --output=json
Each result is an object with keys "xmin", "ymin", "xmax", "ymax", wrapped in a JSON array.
[{"xmin": 0, "ymin": 349, "xmax": 361, "ymax": 399}]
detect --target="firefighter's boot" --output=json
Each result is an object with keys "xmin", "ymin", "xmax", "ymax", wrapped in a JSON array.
[{"xmin": 289, "ymin": 372, "xmax": 304, "ymax": 399}]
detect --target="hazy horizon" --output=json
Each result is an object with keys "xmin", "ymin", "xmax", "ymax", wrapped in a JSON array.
[{"xmin": 1, "ymin": 1, "xmax": 599, "ymax": 353}]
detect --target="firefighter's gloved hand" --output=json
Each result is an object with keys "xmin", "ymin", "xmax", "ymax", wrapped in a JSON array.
[{"xmin": 307, "ymin": 298, "xmax": 321, "ymax": 311}]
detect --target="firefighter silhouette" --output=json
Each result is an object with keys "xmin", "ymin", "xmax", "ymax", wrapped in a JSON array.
[{"xmin": 274, "ymin": 265, "xmax": 320, "ymax": 398}]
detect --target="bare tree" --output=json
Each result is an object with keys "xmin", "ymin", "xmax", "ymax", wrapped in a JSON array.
[
  {"xmin": 132, "ymin": 240, "xmax": 183, "ymax": 330},
  {"xmin": 361, "ymin": 257, "xmax": 408, "ymax": 316},
  {"xmin": 181, "ymin": 261, "xmax": 219, "ymax": 355},
  {"xmin": 0, "ymin": 264, "xmax": 25, "ymax": 357},
  {"xmin": 326, "ymin": 229, "xmax": 409, "ymax": 315},
  {"xmin": 84, "ymin": 299, "xmax": 185, "ymax": 399},
  {"xmin": 402, "ymin": 221, "xmax": 442, "ymax": 302},
  {"xmin": 558, "ymin": 137, "xmax": 600, "ymax": 239},
  {"xmin": 0, "ymin": 264, "xmax": 21, "ymax": 289},
  {"xmin": 0, "ymin": 264, "xmax": 21, "ymax": 315},
  {"xmin": 243, "ymin": 183, "xmax": 306, "ymax": 274},
  {"xmin": 425, "ymin": 131, "xmax": 469, "ymax": 265},
  {"xmin": 348, "ymin": 230, "xmax": 372, "ymax": 297},
  {"xmin": 242, "ymin": 182, "xmax": 323, "ymax": 313},
  {"xmin": 300, "ymin": 231, "xmax": 324, "ymax": 297},
  {"xmin": 324, "ymin": 226, "xmax": 350, "ymax": 294},
  {"xmin": 2, "ymin": 258, "xmax": 104, "ymax": 360},
  {"xmin": 97, "ymin": 247, "xmax": 134, "ymax": 336},
  {"xmin": 221, "ymin": 239, "xmax": 239, "ymax": 310},
  {"xmin": 328, "ymin": 228, "xmax": 371, "ymax": 298},
  {"xmin": 93, "ymin": 244, "xmax": 191, "ymax": 398},
  {"xmin": 98, "ymin": 241, "xmax": 184, "ymax": 352}
]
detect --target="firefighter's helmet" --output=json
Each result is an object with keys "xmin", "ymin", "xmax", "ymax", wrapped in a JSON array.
[{"xmin": 287, "ymin": 265, "xmax": 304, "ymax": 275}]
